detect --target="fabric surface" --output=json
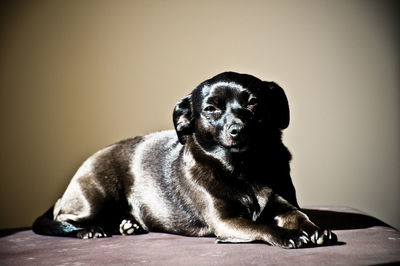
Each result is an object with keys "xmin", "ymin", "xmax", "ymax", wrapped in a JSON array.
[{"xmin": 1, "ymin": 206, "xmax": 399, "ymax": 265}]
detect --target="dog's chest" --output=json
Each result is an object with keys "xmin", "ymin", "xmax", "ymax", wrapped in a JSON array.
[
  {"xmin": 228, "ymin": 180, "xmax": 272, "ymax": 221},
  {"xmin": 252, "ymin": 186, "xmax": 272, "ymax": 220}
]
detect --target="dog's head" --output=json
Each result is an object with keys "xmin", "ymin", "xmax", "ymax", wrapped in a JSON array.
[{"xmin": 173, "ymin": 72, "xmax": 289, "ymax": 152}]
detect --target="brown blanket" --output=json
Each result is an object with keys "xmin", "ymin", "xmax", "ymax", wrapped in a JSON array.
[{"xmin": 1, "ymin": 206, "xmax": 399, "ymax": 265}]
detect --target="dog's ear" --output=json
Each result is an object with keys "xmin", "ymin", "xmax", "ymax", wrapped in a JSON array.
[
  {"xmin": 173, "ymin": 94, "xmax": 193, "ymax": 144},
  {"xmin": 264, "ymin": 81, "xmax": 290, "ymax": 129}
]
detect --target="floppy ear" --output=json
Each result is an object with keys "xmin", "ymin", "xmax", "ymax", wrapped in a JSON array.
[
  {"xmin": 264, "ymin": 81, "xmax": 290, "ymax": 129},
  {"xmin": 173, "ymin": 94, "xmax": 193, "ymax": 144}
]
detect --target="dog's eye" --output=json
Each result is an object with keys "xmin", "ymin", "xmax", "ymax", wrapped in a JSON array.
[
  {"xmin": 248, "ymin": 97, "xmax": 258, "ymax": 106},
  {"xmin": 203, "ymin": 105, "xmax": 217, "ymax": 113}
]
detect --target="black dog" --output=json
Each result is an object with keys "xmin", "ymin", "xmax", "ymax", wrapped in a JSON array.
[{"xmin": 33, "ymin": 72, "xmax": 337, "ymax": 248}]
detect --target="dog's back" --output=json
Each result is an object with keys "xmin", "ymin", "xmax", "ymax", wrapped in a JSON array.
[{"xmin": 34, "ymin": 130, "xmax": 211, "ymax": 237}]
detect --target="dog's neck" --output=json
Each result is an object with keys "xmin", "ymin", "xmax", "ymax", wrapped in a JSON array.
[
  {"xmin": 184, "ymin": 128, "xmax": 288, "ymax": 179},
  {"xmin": 187, "ymin": 136, "xmax": 273, "ymax": 173},
  {"xmin": 186, "ymin": 135, "xmax": 237, "ymax": 173}
]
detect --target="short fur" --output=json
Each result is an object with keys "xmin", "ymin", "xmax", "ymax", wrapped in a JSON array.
[{"xmin": 33, "ymin": 72, "xmax": 337, "ymax": 248}]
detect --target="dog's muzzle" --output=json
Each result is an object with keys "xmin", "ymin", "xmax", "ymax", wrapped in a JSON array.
[
  {"xmin": 221, "ymin": 122, "xmax": 249, "ymax": 152},
  {"xmin": 228, "ymin": 124, "xmax": 245, "ymax": 139}
]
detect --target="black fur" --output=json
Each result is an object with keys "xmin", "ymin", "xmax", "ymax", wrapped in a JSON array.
[{"xmin": 33, "ymin": 72, "xmax": 337, "ymax": 248}]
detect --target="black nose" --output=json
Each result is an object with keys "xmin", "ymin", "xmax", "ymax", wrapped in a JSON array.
[{"xmin": 228, "ymin": 124, "xmax": 245, "ymax": 138}]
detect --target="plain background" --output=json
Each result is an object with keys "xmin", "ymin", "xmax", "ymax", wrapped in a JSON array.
[{"xmin": 0, "ymin": 0, "xmax": 399, "ymax": 230}]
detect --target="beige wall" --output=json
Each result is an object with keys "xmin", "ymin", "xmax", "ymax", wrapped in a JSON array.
[{"xmin": 1, "ymin": 0, "xmax": 399, "ymax": 230}]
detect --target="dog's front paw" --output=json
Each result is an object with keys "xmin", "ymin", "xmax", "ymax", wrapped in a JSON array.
[
  {"xmin": 119, "ymin": 219, "xmax": 142, "ymax": 235},
  {"xmin": 76, "ymin": 226, "xmax": 107, "ymax": 239},
  {"xmin": 271, "ymin": 229, "xmax": 310, "ymax": 249},
  {"xmin": 309, "ymin": 229, "xmax": 337, "ymax": 245}
]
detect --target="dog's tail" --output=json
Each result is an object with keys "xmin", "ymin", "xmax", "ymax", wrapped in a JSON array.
[{"xmin": 32, "ymin": 206, "xmax": 82, "ymax": 236}]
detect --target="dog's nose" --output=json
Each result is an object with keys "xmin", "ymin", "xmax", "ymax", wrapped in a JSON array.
[{"xmin": 228, "ymin": 124, "xmax": 245, "ymax": 138}]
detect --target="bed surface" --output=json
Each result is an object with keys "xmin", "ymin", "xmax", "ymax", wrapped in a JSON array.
[{"xmin": 1, "ymin": 206, "xmax": 399, "ymax": 265}]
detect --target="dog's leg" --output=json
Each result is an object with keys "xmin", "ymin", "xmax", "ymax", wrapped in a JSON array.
[
  {"xmin": 271, "ymin": 195, "xmax": 337, "ymax": 246},
  {"xmin": 213, "ymin": 195, "xmax": 337, "ymax": 248},
  {"xmin": 33, "ymin": 205, "xmax": 109, "ymax": 239},
  {"xmin": 52, "ymin": 175, "xmax": 110, "ymax": 239},
  {"xmin": 273, "ymin": 209, "xmax": 337, "ymax": 245},
  {"xmin": 213, "ymin": 217, "xmax": 310, "ymax": 248},
  {"xmin": 54, "ymin": 209, "xmax": 109, "ymax": 239}
]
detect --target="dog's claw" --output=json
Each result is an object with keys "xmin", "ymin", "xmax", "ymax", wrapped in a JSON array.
[
  {"xmin": 309, "ymin": 229, "xmax": 337, "ymax": 245},
  {"xmin": 277, "ymin": 230, "xmax": 311, "ymax": 249},
  {"xmin": 288, "ymin": 239, "xmax": 296, "ymax": 248}
]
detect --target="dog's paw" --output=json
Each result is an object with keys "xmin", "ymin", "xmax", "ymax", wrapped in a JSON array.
[
  {"xmin": 76, "ymin": 226, "xmax": 107, "ymax": 239},
  {"xmin": 119, "ymin": 219, "xmax": 142, "ymax": 235},
  {"xmin": 309, "ymin": 229, "xmax": 337, "ymax": 245},
  {"xmin": 271, "ymin": 229, "xmax": 310, "ymax": 249}
]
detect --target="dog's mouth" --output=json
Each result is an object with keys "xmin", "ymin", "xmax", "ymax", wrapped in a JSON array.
[
  {"xmin": 218, "ymin": 127, "xmax": 250, "ymax": 153},
  {"xmin": 227, "ymin": 145, "xmax": 249, "ymax": 153},
  {"xmin": 220, "ymin": 142, "xmax": 249, "ymax": 153}
]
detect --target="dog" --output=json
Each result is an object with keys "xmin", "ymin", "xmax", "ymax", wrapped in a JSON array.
[{"xmin": 33, "ymin": 72, "xmax": 337, "ymax": 248}]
